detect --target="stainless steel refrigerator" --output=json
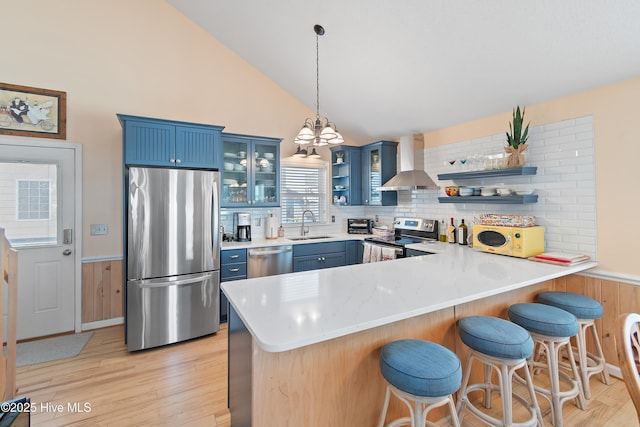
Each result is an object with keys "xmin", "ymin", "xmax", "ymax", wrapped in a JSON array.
[{"xmin": 126, "ymin": 166, "xmax": 220, "ymax": 351}]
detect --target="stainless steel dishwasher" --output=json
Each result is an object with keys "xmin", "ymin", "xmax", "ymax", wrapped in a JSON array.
[{"xmin": 247, "ymin": 245, "xmax": 293, "ymax": 278}]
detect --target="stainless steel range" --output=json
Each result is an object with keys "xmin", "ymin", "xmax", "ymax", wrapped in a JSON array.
[{"xmin": 364, "ymin": 217, "xmax": 438, "ymax": 258}]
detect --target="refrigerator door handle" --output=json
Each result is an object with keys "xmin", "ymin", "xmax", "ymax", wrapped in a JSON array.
[
  {"xmin": 135, "ymin": 273, "xmax": 214, "ymax": 289},
  {"xmin": 211, "ymin": 173, "xmax": 221, "ymax": 266}
]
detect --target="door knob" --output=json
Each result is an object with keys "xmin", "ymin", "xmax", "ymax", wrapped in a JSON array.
[{"xmin": 63, "ymin": 249, "xmax": 72, "ymax": 256}]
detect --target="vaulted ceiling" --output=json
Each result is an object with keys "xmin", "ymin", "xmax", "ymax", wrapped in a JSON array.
[{"xmin": 167, "ymin": 0, "xmax": 640, "ymax": 142}]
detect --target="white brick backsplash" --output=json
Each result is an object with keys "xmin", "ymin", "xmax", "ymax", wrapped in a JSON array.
[{"xmin": 367, "ymin": 115, "xmax": 597, "ymax": 260}]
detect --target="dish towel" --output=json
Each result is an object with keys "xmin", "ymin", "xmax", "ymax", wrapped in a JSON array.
[
  {"xmin": 370, "ymin": 245, "xmax": 382, "ymax": 263},
  {"xmin": 381, "ymin": 247, "xmax": 397, "ymax": 261},
  {"xmin": 362, "ymin": 242, "xmax": 372, "ymax": 263}
]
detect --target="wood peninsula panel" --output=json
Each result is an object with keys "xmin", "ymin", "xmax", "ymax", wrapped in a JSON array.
[
  {"xmin": 252, "ymin": 307, "xmax": 457, "ymax": 427},
  {"xmin": 246, "ymin": 273, "xmax": 636, "ymax": 426},
  {"xmin": 82, "ymin": 260, "xmax": 123, "ymax": 323}
]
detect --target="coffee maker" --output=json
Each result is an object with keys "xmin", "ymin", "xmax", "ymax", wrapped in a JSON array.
[{"xmin": 233, "ymin": 212, "xmax": 252, "ymax": 242}]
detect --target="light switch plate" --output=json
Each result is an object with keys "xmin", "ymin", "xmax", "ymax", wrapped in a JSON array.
[{"xmin": 90, "ymin": 224, "xmax": 109, "ymax": 236}]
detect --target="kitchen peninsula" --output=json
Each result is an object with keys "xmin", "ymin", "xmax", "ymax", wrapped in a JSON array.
[{"xmin": 222, "ymin": 241, "xmax": 596, "ymax": 426}]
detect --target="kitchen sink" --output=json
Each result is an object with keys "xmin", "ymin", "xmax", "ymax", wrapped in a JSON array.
[{"xmin": 287, "ymin": 235, "xmax": 334, "ymax": 241}]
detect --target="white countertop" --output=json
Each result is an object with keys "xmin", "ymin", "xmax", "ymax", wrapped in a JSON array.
[{"xmin": 222, "ymin": 240, "xmax": 596, "ymax": 353}]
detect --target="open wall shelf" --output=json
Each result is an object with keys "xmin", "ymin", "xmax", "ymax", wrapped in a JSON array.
[
  {"xmin": 438, "ymin": 195, "xmax": 538, "ymax": 204},
  {"xmin": 437, "ymin": 166, "xmax": 537, "ymax": 181}
]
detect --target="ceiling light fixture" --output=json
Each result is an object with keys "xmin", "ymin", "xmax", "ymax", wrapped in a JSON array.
[{"xmin": 293, "ymin": 24, "xmax": 344, "ymax": 157}]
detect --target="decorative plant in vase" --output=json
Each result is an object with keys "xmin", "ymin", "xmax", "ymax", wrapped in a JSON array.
[{"xmin": 505, "ymin": 106, "xmax": 530, "ymax": 168}]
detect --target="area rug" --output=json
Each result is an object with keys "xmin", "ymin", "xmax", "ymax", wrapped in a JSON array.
[{"xmin": 11, "ymin": 332, "xmax": 94, "ymax": 367}]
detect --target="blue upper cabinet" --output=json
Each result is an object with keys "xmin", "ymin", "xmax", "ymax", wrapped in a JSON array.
[
  {"xmin": 361, "ymin": 140, "xmax": 398, "ymax": 206},
  {"xmin": 175, "ymin": 125, "xmax": 221, "ymax": 168},
  {"xmin": 118, "ymin": 114, "xmax": 224, "ymax": 169},
  {"xmin": 221, "ymin": 132, "xmax": 281, "ymax": 208}
]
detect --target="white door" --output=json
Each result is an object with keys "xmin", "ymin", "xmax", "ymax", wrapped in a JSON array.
[{"xmin": 0, "ymin": 140, "xmax": 78, "ymax": 339}]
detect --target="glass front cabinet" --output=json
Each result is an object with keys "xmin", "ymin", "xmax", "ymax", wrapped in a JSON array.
[
  {"xmin": 221, "ymin": 133, "xmax": 281, "ymax": 208},
  {"xmin": 330, "ymin": 145, "xmax": 362, "ymax": 206},
  {"xmin": 361, "ymin": 140, "xmax": 398, "ymax": 206}
]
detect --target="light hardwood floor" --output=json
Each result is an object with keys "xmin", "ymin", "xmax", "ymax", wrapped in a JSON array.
[
  {"xmin": 13, "ymin": 325, "xmax": 639, "ymax": 426},
  {"xmin": 16, "ymin": 325, "xmax": 230, "ymax": 426}
]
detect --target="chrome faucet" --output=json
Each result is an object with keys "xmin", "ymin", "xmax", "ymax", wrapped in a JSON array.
[{"xmin": 301, "ymin": 209, "xmax": 315, "ymax": 236}]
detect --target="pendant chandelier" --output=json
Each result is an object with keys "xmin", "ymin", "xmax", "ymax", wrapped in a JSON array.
[{"xmin": 293, "ymin": 24, "xmax": 344, "ymax": 158}]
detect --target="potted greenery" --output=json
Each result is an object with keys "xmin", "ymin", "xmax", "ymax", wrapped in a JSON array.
[{"xmin": 504, "ymin": 106, "xmax": 530, "ymax": 168}]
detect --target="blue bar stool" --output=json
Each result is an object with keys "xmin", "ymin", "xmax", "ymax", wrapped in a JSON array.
[
  {"xmin": 456, "ymin": 316, "xmax": 542, "ymax": 426},
  {"xmin": 538, "ymin": 291, "xmax": 611, "ymax": 398},
  {"xmin": 378, "ymin": 339, "xmax": 462, "ymax": 427},
  {"xmin": 508, "ymin": 303, "xmax": 586, "ymax": 427}
]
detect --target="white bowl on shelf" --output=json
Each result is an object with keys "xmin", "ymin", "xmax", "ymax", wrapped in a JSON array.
[
  {"xmin": 514, "ymin": 189, "xmax": 535, "ymax": 196},
  {"xmin": 234, "ymin": 164, "xmax": 246, "ymax": 171},
  {"xmin": 224, "ymin": 162, "xmax": 234, "ymax": 171},
  {"xmin": 264, "ymin": 153, "xmax": 274, "ymax": 159},
  {"xmin": 480, "ymin": 187, "xmax": 497, "ymax": 196}
]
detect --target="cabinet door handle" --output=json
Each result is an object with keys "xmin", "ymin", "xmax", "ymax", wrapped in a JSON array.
[
  {"xmin": 229, "ymin": 254, "xmax": 240, "ymax": 259},
  {"xmin": 170, "ymin": 158, "xmax": 176, "ymax": 163},
  {"xmin": 176, "ymin": 159, "xmax": 182, "ymax": 163},
  {"xmin": 228, "ymin": 268, "xmax": 240, "ymax": 272}
]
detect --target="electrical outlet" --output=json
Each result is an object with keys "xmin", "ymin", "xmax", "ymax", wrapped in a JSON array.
[
  {"xmin": 331, "ymin": 215, "xmax": 335, "ymax": 223},
  {"xmin": 90, "ymin": 224, "xmax": 109, "ymax": 236},
  {"xmin": 375, "ymin": 215, "xmax": 379, "ymax": 223}
]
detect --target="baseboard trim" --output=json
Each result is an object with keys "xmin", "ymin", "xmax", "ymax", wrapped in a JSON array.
[
  {"xmin": 82, "ymin": 317, "xmax": 123, "ymax": 331},
  {"xmin": 608, "ymin": 362, "xmax": 622, "ymax": 380}
]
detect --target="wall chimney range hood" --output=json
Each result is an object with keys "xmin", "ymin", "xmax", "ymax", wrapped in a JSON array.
[{"xmin": 380, "ymin": 134, "xmax": 439, "ymax": 191}]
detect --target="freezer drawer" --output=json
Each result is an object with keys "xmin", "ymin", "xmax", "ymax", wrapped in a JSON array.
[{"xmin": 127, "ymin": 271, "xmax": 220, "ymax": 351}]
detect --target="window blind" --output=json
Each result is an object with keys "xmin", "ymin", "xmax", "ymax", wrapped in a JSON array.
[{"xmin": 280, "ymin": 161, "xmax": 328, "ymax": 225}]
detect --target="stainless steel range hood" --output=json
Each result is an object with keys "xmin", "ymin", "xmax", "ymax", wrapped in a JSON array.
[{"xmin": 380, "ymin": 134, "xmax": 439, "ymax": 191}]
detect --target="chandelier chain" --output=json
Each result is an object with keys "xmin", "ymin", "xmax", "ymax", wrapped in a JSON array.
[{"xmin": 316, "ymin": 32, "xmax": 320, "ymax": 118}]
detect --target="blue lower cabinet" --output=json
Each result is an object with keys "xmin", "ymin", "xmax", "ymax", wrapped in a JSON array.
[
  {"xmin": 293, "ymin": 241, "xmax": 346, "ymax": 272},
  {"xmin": 221, "ymin": 249, "xmax": 247, "ymax": 323},
  {"xmin": 345, "ymin": 240, "xmax": 363, "ymax": 265},
  {"xmin": 293, "ymin": 252, "xmax": 346, "ymax": 272}
]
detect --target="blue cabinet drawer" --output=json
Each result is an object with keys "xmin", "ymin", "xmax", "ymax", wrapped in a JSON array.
[
  {"xmin": 222, "ymin": 249, "xmax": 247, "ymax": 264},
  {"xmin": 221, "ymin": 262, "xmax": 247, "ymax": 280},
  {"xmin": 293, "ymin": 241, "xmax": 346, "ymax": 257}
]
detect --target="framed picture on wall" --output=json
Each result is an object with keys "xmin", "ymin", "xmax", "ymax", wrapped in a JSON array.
[{"xmin": 0, "ymin": 82, "xmax": 67, "ymax": 140}]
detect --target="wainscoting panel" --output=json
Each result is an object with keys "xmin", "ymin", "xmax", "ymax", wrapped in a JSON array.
[{"xmin": 82, "ymin": 260, "xmax": 123, "ymax": 323}]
